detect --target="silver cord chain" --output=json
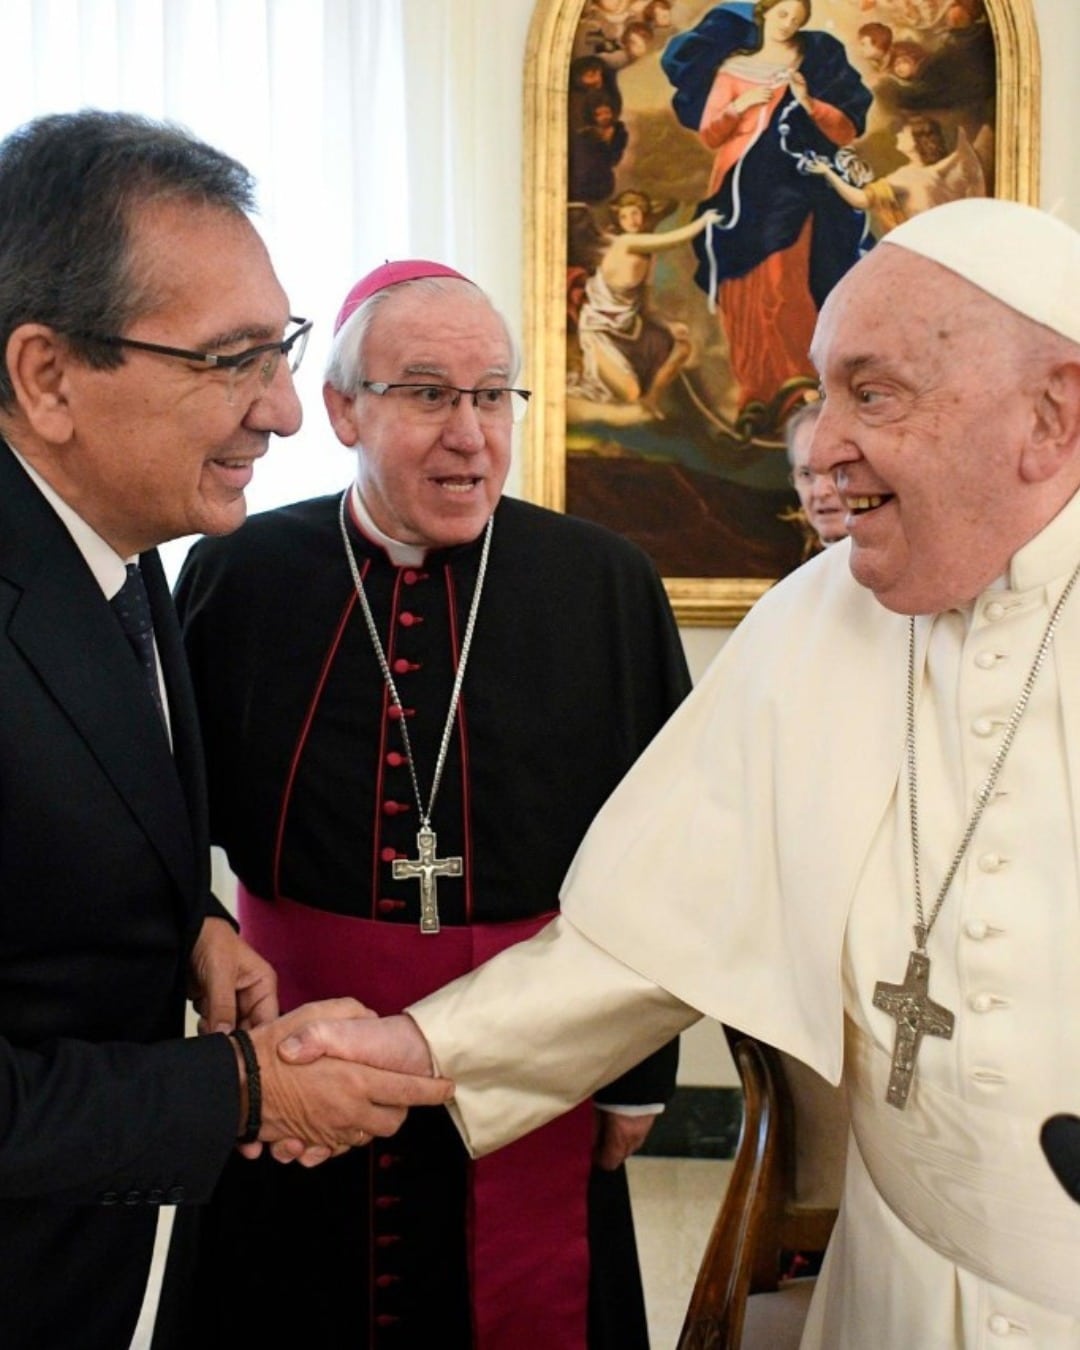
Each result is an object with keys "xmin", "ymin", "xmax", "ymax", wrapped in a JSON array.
[
  {"xmin": 337, "ymin": 488, "xmax": 493, "ymax": 828},
  {"xmin": 907, "ymin": 560, "xmax": 1080, "ymax": 950}
]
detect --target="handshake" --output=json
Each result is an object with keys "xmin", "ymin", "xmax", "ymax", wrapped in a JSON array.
[{"xmin": 230, "ymin": 1003, "xmax": 446, "ymax": 1167}]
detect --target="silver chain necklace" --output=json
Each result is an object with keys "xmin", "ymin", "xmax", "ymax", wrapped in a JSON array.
[
  {"xmin": 873, "ymin": 560, "xmax": 1080, "ymax": 1109},
  {"xmin": 338, "ymin": 488, "xmax": 494, "ymax": 933}
]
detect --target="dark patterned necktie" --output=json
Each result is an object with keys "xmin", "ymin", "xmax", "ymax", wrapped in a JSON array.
[{"xmin": 110, "ymin": 563, "xmax": 166, "ymax": 728}]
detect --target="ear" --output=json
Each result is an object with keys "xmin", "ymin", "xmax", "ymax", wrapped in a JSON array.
[
  {"xmin": 1019, "ymin": 360, "xmax": 1080, "ymax": 484},
  {"xmin": 323, "ymin": 382, "xmax": 360, "ymax": 448},
  {"xmin": 5, "ymin": 324, "xmax": 77, "ymax": 445}
]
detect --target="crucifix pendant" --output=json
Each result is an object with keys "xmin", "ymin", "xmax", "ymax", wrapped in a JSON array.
[
  {"xmin": 872, "ymin": 949, "xmax": 955, "ymax": 1109},
  {"xmin": 392, "ymin": 825, "xmax": 462, "ymax": 934}
]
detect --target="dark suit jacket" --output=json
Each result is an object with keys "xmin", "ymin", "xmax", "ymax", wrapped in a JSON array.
[{"xmin": 0, "ymin": 442, "xmax": 239, "ymax": 1348}]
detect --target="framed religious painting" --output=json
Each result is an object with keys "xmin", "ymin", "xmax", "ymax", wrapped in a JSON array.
[{"xmin": 522, "ymin": 0, "xmax": 1040, "ymax": 624}]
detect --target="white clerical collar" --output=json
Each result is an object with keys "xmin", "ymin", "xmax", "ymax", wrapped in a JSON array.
[
  {"xmin": 8, "ymin": 444, "xmax": 130, "ymax": 599},
  {"xmin": 1006, "ymin": 485, "xmax": 1080, "ymax": 594},
  {"xmin": 348, "ymin": 482, "xmax": 428, "ymax": 567}
]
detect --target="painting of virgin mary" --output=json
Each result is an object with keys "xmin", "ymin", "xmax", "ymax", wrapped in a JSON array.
[
  {"xmin": 664, "ymin": 0, "xmax": 872, "ymax": 426},
  {"xmin": 553, "ymin": 0, "xmax": 1002, "ymax": 592}
]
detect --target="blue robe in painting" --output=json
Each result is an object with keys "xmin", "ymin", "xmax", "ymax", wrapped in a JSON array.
[{"xmin": 662, "ymin": 6, "xmax": 873, "ymax": 308}]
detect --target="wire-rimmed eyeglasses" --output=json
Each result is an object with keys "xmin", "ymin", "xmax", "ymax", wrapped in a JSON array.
[
  {"xmin": 360, "ymin": 381, "xmax": 532, "ymax": 424},
  {"xmin": 73, "ymin": 316, "xmax": 312, "ymax": 403}
]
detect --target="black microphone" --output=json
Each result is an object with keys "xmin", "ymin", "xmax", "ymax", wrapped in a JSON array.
[{"xmin": 1040, "ymin": 1114, "xmax": 1080, "ymax": 1203}]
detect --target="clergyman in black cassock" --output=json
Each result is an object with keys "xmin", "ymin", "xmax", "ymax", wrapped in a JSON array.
[{"xmin": 157, "ymin": 261, "xmax": 689, "ymax": 1350}]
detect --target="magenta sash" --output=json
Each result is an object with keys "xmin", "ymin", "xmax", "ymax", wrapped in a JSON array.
[{"xmin": 239, "ymin": 886, "xmax": 592, "ymax": 1350}]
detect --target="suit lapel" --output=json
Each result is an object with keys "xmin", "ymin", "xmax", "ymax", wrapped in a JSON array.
[{"xmin": 1, "ymin": 449, "xmax": 198, "ymax": 912}]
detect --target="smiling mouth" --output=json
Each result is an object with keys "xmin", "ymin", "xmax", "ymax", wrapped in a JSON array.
[
  {"xmin": 433, "ymin": 476, "xmax": 483, "ymax": 493},
  {"xmin": 845, "ymin": 493, "xmax": 894, "ymax": 516}
]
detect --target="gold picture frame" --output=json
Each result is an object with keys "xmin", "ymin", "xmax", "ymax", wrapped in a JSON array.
[{"xmin": 522, "ymin": 0, "xmax": 1040, "ymax": 626}]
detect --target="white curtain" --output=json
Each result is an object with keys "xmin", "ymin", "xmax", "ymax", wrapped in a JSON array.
[{"xmin": 396, "ymin": 0, "xmax": 531, "ymax": 355}]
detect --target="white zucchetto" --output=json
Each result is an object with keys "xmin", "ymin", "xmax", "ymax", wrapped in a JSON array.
[{"xmin": 882, "ymin": 198, "xmax": 1080, "ymax": 346}]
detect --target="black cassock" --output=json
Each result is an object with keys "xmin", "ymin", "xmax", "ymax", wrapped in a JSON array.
[{"xmin": 154, "ymin": 493, "xmax": 690, "ymax": 1350}]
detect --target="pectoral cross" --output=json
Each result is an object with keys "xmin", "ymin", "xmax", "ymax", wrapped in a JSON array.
[
  {"xmin": 872, "ymin": 948, "xmax": 954, "ymax": 1109},
  {"xmin": 392, "ymin": 825, "xmax": 462, "ymax": 934}
]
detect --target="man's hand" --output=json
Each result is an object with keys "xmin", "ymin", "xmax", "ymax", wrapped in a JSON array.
[
  {"xmin": 190, "ymin": 916, "xmax": 278, "ymax": 1034},
  {"xmin": 593, "ymin": 1109, "xmax": 659, "ymax": 1171},
  {"xmin": 278, "ymin": 1011, "xmax": 436, "ymax": 1077},
  {"xmin": 266, "ymin": 1012, "xmax": 436, "ymax": 1165},
  {"xmin": 242, "ymin": 1002, "xmax": 452, "ymax": 1167}
]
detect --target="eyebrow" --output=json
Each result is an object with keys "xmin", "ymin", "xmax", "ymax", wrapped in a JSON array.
[
  {"xmin": 401, "ymin": 361, "xmax": 512, "ymax": 381},
  {"xmin": 201, "ymin": 323, "xmax": 284, "ymax": 353},
  {"xmin": 840, "ymin": 355, "xmax": 884, "ymax": 376},
  {"xmin": 401, "ymin": 362, "xmax": 451, "ymax": 379},
  {"xmin": 810, "ymin": 352, "xmax": 889, "ymax": 381}
]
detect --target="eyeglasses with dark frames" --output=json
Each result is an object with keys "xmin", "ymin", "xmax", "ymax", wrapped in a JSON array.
[
  {"xmin": 72, "ymin": 316, "xmax": 312, "ymax": 403},
  {"xmin": 360, "ymin": 381, "xmax": 532, "ymax": 424}
]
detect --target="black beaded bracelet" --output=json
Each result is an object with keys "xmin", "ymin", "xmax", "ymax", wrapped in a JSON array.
[{"xmin": 231, "ymin": 1028, "xmax": 262, "ymax": 1145}]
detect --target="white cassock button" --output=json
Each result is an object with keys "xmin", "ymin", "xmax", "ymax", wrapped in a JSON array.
[
  {"xmin": 987, "ymin": 1312, "xmax": 1015, "ymax": 1336},
  {"xmin": 965, "ymin": 917, "xmax": 990, "ymax": 940},
  {"xmin": 972, "ymin": 717, "xmax": 996, "ymax": 736},
  {"xmin": 975, "ymin": 651, "xmax": 998, "ymax": 669},
  {"xmin": 978, "ymin": 853, "xmax": 1004, "ymax": 872},
  {"xmin": 985, "ymin": 601, "xmax": 1007, "ymax": 621},
  {"xmin": 970, "ymin": 992, "xmax": 994, "ymax": 1013}
]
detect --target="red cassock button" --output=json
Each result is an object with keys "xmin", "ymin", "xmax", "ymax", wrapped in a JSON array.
[
  {"xmin": 402, "ymin": 569, "xmax": 420, "ymax": 585},
  {"xmin": 377, "ymin": 898, "xmax": 405, "ymax": 913},
  {"xmin": 382, "ymin": 800, "xmax": 410, "ymax": 816},
  {"xmin": 399, "ymin": 611, "xmax": 421, "ymax": 628},
  {"xmin": 392, "ymin": 658, "xmax": 413, "ymax": 675},
  {"xmin": 386, "ymin": 751, "xmax": 407, "ymax": 767},
  {"xmin": 380, "ymin": 847, "xmax": 398, "ymax": 863},
  {"xmin": 387, "ymin": 705, "xmax": 415, "ymax": 721},
  {"xmin": 375, "ymin": 1195, "xmax": 401, "ymax": 1210}
]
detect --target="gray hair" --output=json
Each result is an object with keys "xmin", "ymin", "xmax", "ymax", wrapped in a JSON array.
[
  {"xmin": 784, "ymin": 400, "xmax": 822, "ymax": 465},
  {"xmin": 0, "ymin": 110, "xmax": 257, "ymax": 409},
  {"xmin": 324, "ymin": 275, "xmax": 521, "ymax": 392}
]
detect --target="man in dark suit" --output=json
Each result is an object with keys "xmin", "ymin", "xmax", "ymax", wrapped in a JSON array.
[{"xmin": 0, "ymin": 110, "xmax": 451, "ymax": 1349}]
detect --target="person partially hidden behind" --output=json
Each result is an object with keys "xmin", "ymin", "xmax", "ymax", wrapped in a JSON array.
[
  {"xmin": 784, "ymin": 400, "xmax": 848, "ymax": 554},
  {"xmin": 280, "ymin": 199, "xmax": 1080, "ymax": 1349},
  {"xmin": 154, "ymin": 260, "xmax": 689, "ymax": 1349},
  {"xmin": 0, "ymin": 110, "xmax": 450, "ymax": 1350}
]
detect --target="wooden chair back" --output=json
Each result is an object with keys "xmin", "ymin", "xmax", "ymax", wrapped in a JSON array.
[{"xmin": 676, "ymin": 1028, "xmax": 845, "ymax": 1350}]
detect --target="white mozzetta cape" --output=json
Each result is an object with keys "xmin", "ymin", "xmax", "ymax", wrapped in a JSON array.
[{"xmin": 562, "ymin": 536, "xmax": 912, "ymax": 1084}]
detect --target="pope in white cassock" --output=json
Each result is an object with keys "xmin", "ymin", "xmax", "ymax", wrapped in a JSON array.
[{"xmin": 279, "ymin": 197, "xmax": 1080, "ymax": 1347}]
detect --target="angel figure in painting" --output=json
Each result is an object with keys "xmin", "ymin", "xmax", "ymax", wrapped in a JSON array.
[
  {"xmin": 568, "ymin": 192, "xmax": 722, "ymax": 422},
  {"xmin": 807, "ymin": 116, "xmax": 986, "ymax": 237},
  {"xmin": 662, "ymin": 0, "xmax": 871, "ymax": 427}
]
